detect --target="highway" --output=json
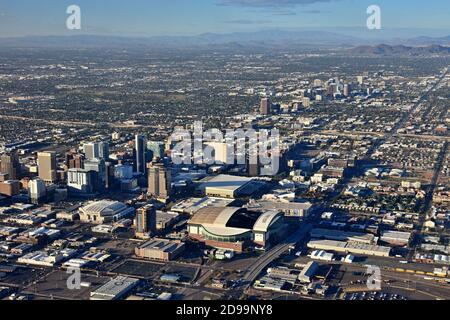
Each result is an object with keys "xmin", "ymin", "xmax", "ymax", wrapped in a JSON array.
[
  {"xmin": 363, "ymin": 67, "xmax": 448, "ymax": 159},
  {"xmin": 244, "ymin": 224, "xmax": 313, "ymax": 284},
  {"xmin": 419, "ymin": 141, "xmax": 448, "ymax": 232}
]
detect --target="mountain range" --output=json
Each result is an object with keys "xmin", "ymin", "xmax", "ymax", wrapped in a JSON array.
[
  {"xmin": 0, "ymin": 30, "xmax": 449, "ymax": 50},
  {"xmin": 350, "ymin": 44, "xmax": 450, "ymax": 56}
]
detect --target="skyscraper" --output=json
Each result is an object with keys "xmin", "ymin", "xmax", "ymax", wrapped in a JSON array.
[
  {"xmin": 67, "ymin": 168, "xmax": 95, "ymax": 195},
  {"xmin": 29, "ymin": 178, "xmax": 47, "ymax": 203},
  {"xmin": 302, "ymin": 97, "xmax": 311, "ymax": 108},
  {"xmin": 66, "ymin": 151, "xmax": 84, "ymax": 169},
  {"xmin": 83, "ymin": 143, "xmax": 98, "ymax": 160},
  {"xmin": 84, "ymin": 159, "xmax": 107, "ymax": 191},
  {"xmin": 260, "ymin": 98, "xmax": 271, "ymax": 115},
  {"xmin": 37, "ymin": 152, "xmax": 57, "ymax": 183},
  {"xmin": 98, "ymin": 142, "xmax": 110, "ymax": 161},
  {"xmin": 135, "ymin": 204, "xmax": 157, "ymax": 238},
  {"xmin": 147, "ymin": 162, "xmax": 171, "ymax": 200},
  {"xmin": 83, "ymin": 142, "xmax": 109, "ymax": 160},
  {"xmin": 134, "ymin": 135, "xmax": 147, "ymax": 175},
  {"xmin": 147, "ymin": 141, "xmax": 165, "ymax": 160},
  {"xmin": 0, "ymin": 152, "xmax": 20, "ymax": 180},
  {"xmin": 343, "ymin": 84, "xmax": 350, "ymax": 97}
]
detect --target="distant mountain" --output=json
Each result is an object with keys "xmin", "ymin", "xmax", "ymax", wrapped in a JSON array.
[
  {"xmin": 405, "ymin": 35, "xmax": 450, "ymax": 46},
  {"xmin": 1, "ymin": 31, "xmax": 449, "ymax": 50},
  {"xmin": 349, "ymin": 44, "xmax": 450, "ymax": 56},
  {"xmin": 0, "ymin": 30, "xmax": 362, "ymax": 49}
]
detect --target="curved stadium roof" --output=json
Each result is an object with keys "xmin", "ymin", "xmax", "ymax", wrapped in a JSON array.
[{"xmin": 189, "ymin": 206, "xmax": 282, "ymax": 236}]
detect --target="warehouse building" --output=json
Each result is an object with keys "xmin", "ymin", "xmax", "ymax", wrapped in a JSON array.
[
  {"xmin": 380, "ymin": 230, "xmax": 412, "ymax": 246},
  {"xmin": 298, "ymin": 261, "xmax": 319, "ymax": 283},
  {"xmin": 198, "ymin": 174, "xmax": 256, "ymax": 199},
  {"xmin": 90, "ymin": 276, "xmax": 140, "ymax": 300},
  {"xmin": 135, "ymin": 238, "xmax": 185, "ymax": 261},
  {"xmin": 308, "ymin": 239, "xmax": 391, "ymax": 257},
  {"xmin": 188, "ymin": 206, "xmax": 287, "ymax": 252},
  {"xmin": 310, "ymin": 228, "xmax": 376, "ymax": 245}
]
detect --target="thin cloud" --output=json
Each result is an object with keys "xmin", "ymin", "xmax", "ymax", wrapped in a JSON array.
[
  {"xmin": 272, "ymin": 11, "xmax": 297, "ymax": 16},
  {"xmin": 223, "ymin": 19, "xmax": 273, "ymax": 25},
  {"xmin": 219, "ymin": 0, "xmax": 340, "ymax": 7}
]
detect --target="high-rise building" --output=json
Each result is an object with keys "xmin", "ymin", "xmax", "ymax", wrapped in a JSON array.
[
  {"xmin": 0, "ymin": 180, "xmax": 20, "ymax": 197},
  {"xmin": 0, "ymin": 152, "xmax": 20, "ymax": 180},
  {"xmin": 313, "ymin": 79, "xmax": 322, "ymax": 87},
  {"xmin": 357, "ymin": 76, "xmax": 364, "ymax": 85},
  {"xmin": 37, "ymin": 152, "xmax": 57, "ymax": 183},
  {"xmin": 29, "ymin": 178, "xmax": 47, "ymax": 203},
  {"xmin": 67, "ymin": 168, "xmax": 95, "ymax": 195},
  {"xmin": 83, "ymin": 142, "xmax": 109, "ymax": 160},
  {"xmin": 66, "ymin": 151, "xmax": 84, "ymax": 169},
  {"xmin": 205, "ymin": 142, "xmax": 229, "ymax": 164},
  {"xmin": 147, "ymin": 162, "xmax": 171, "ymax": 200},
  {"xmin": 260, "ymin": 98, "xmax": 271, "ymax": 115},
  {"xmin": 134, "ymin": 135, "xmax": 147, "ymax": 175},
  {"xmin": 114, "ymin": 164, "xmax": 134, "ymax": 180},
  {"xmin": 84, "ymin": 159, "xmax": 106, "ymax": 191},
  {"xmin": 147, "ymin": 141, "xmax": 165, "ymax": 160},
  {"xmin": 83, "ymin": 143, "xmax": 98, "ymax": 160},
  {"xmin": 302, "ymin": 97, "xmax": 311, "ymax": 108},
  {"xmin": 343, "ymin": 84, "xmax": 350, "ymax": 97},
  {"xmin": 135, "ymin": 205, "xmax": 157, "ymax": 238},
  {"xmin": 99, "ymin": 142, "xmax": 110, "ymax": 161},
  {"xmin": 112, "ymin": 132, "xmax": 121, "ymax": 141}
]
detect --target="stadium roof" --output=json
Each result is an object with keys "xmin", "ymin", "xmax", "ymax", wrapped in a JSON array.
[
  {"xmin": 190, "ymin": 206, "xmax": 283, "ymax": 236},
  {"xmin": 80, "ymin": 200, "xmax": 128, "ymax": 217},
  {"xmin": 253, "ymin": 210, "xmax": 283, "ymax": 233}
]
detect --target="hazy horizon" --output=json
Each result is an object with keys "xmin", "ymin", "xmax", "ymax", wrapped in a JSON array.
[{"xmin": 0, "ymin": 0, "xmax": 449, "ymax": 39}]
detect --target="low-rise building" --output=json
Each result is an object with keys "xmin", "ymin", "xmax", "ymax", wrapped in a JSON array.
[
  {"xmin": 308, "ymin": 239, "xmax": 391, "ymax": 257},
  {"xmin": 90, "ymin": 276, "xmax": 140, "ymax": 300},
  {"xmin": 79, "ymin": 200, "xmax": 134, "ymax": 224},
  {"xmin": 135, "ymin": 238, "xmax": 185, "ymax": 261}
]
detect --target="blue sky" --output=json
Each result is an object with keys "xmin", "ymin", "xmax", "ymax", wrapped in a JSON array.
[{"xmin": 0, "ymin": 0, "xmax": 449, "ymax": 37}]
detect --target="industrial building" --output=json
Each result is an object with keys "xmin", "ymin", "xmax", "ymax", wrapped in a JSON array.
[
  {"xmin": 90, "ymin": 276, "xmax": 140, "ymax": 300},
  {"xmin": 188, "ymin": 206, "xmax": 286, "ymax": 252},
  {"xmin": 298, "ymin": 261, "xmax": 319, "ymax": 284},
  {"xmin": 307, "ymin": 240, "xmax": 391, "ymax": 258},
  {"xmin": 380, "ymin": 230, "xmax": 412, "ymax": 246},
  {"xmin": 310, "ymin": 228, "xmax": 376, "ymax": 245},
  {"xmin": 309, "ymin": 250, "xmax": 334, "ymax": 262},
  {"xmin": 198, "ymin": 174, "xmax": 255, "ymax": 199},
  {"xmin": 135, "ymin": 238, "xmax": 185, "ymax": 261}
]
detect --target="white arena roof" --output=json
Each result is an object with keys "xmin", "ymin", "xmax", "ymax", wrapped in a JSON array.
[
  {"xmin": 199, "ymin": 174, "xmax": 252, "ymax": 193},
  {"xmin": 80, "ymin": 200, "xmax": 128, "ymax": 217}
]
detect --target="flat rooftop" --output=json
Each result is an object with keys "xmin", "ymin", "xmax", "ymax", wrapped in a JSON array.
[
  {"xmin": 171, "ymin": 197, "xmax": 234, "ymax": 214},
  {"xmin": 137, "ymin": 238, "xmax": 185, "ymax": 253},
  {"xmin": 90, "ymin": 276, "xmax": 139, "ymax": 300},
  {"xmin": 199, "ymin": 174, "xmax": 253, "ymax": 192}
]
